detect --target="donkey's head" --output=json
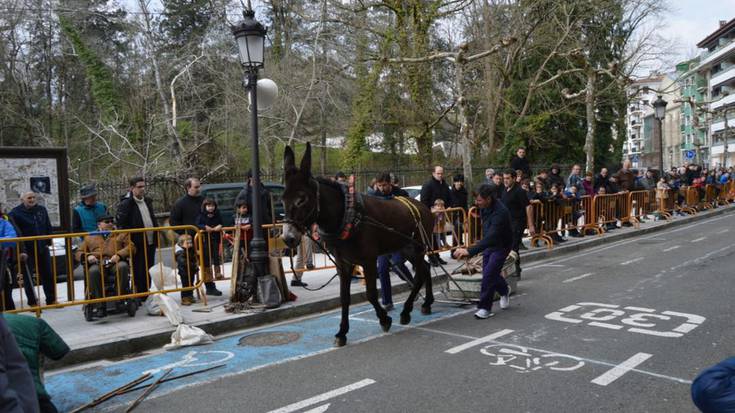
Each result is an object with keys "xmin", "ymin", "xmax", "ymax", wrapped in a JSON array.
[{"xmin": 281, "ymin": 143, "xmax": 317, "ymax": 248}]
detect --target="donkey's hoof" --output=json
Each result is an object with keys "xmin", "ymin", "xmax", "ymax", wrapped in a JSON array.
[
  {"xmin": 334, "ymin": 336, "xmax": 347, "ymax": 347},
  {"xmin": 421, "ymin": 306, "xmax": 432, "ymax": 315},
  {"xmin": 381, "ymin": 316, "xmax": 392, "ymax": 332},
  {"xmin": 400, "ymin": 313, "xmax": 411, "ymax": 325}
]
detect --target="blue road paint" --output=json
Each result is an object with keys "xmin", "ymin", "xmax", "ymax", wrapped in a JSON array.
[{"xmin": 47, "ymin": 302, "xmax": 470, "ymax": 412}]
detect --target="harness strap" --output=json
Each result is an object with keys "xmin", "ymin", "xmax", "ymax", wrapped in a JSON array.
[{"xmin": 394, "ymin": 196, "xmax": 432, "ymax": 252}]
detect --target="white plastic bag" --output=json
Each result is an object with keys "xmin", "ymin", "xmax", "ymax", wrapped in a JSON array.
[
  {"xmin": 156, "ymin": 294, "xmax": 184, "ymax": 326},
  {"xmin": 163, "ymin": 324, "xmax": 214, "ymax": 351},
  {"xmin": 149, "ymin": 263, "xmax": 178, "ymax": 291}
]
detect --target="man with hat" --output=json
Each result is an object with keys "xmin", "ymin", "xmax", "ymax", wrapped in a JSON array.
[
  {"xmin": 72, "ymin": 184, "xmax": 108, "ymax": 233},
  {"xmin": 75, "ymin": 214, "xmax": 135, "ymax": 318}
]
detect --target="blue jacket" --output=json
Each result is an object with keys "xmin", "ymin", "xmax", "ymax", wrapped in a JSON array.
[
  {"xmin": 73, "ymin": 201, "xmax": 108, "ymax": 233},
  {"xmin": 0, "ymin": 218, "xmax": 18, "ymax": 249},
  {"xmin": 691, "ymin": 357, "xmax": 735, "ymax": 413},
  {"xmin": 468, "ymin": 200, "xmax": 513, "ymax": 256},
  {"xmin": 8, "ymin": 204, "xmax": 52, "ymax": 246}
]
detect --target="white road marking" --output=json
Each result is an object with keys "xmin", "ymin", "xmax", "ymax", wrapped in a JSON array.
[
  {"xmin": 523, "ymin": 212, "xmax": 735, "ymax": 272},
  {"xmin": 620, "ymin": 257, "xmax": 644, "ymax": 266},
  {"xmin": 563, "ymin": 273, "xmax": 594, "ymax": 283},
  {"xmin": 303, "ymin": 404, "xmax": 330, "ymax": 413},
  {"xmin": 445, "ymin": 330, "xmax": 515, "ymax": 354},
  {"xmin": 662, "ymin": 245, "xmax": 680, "ymax": 252},
  {"xmin": 266, "ymin": 379, "xmax": 375, "ymax": 413},
  {"xmin": 591, "ymin": 353, "xmax": 653, "ymax": 386},
  {"xmin": 717, "ymin": 229, "xmax": 730, "ymax": 234},
  {"xmin": 690, "ymin": 237, "xmax": 706, "ymax": 243}
]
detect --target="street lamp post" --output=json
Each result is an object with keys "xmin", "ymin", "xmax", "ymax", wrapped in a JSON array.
[
  {"xmin": 653, "ymin": 95, "xmax": 668, "ymax": 173},
  {"xmin": 232, "ymin": 8, "xmax": 268, "ymax": 285}
]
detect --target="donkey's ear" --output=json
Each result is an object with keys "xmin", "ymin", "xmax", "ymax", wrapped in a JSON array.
[
  {"xmin": 284, "ymin": 145, "xmax": 296, "ymax": 172},
  {"xmin": 300, "ymin": 142, "xmax": 312, "ymax": 176}
]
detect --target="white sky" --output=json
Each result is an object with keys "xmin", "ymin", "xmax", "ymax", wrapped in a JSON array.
[{"xmin": 658, "ymin": 0, "xmax": 735, "ymax": 62}]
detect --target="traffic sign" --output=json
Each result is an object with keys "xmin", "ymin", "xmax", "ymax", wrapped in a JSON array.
[
  {"xmin": 685, "ymin": 150, "xmax": 695, "ymax": 160},
  {"xmin": 631, "ymin": 154, "xmax": 640, "ymax": 163}
]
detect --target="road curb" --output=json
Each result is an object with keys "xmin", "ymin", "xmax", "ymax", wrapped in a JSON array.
[{"xmin": 52, "ymin": 204, "xmax": 735, "ymax": 369}]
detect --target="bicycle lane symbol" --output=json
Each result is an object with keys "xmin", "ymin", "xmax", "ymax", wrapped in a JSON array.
[
  {"xmin": 480, "ymin": 344, "xmax": 585, "ymax": 373},
  {"xmin": 142, "ymin": 350, "xmax": 235, "ymax": 376}
]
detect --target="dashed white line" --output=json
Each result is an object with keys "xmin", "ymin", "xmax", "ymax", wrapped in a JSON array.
[
  {"xmin": 691, "ymin": 237, "xmax": 706, "ymax": 243},
  {"xmin": 662, "ymin": 245, "xmax": 681, "ymax": 252},
  {"xmin": 717, "ymin": 229, "xmax": 730, "ymax": 234},
  {"xmin": 445, "ymin": 329, "xmax": 515, "ymax": 354},
  {"xmin": 620, "ymin": 257, "xmax": 644, "ymax": 266},
  {"xmin": 266, "ymin": 379, "xmax": 376, "ymax": 413},
  {"xmin": 591, "ymin": 353, "xmax": 653, "ymax": 386},
  {"xmin": 563, "ymin": 273, "xmax": 594, "ymax": 283}
]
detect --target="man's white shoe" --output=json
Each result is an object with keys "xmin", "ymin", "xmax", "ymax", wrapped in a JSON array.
[
  {"xmin": 474, "ymin": 309, "xmax": 494, "ymax": 319},
  {"xmin": 500, "ymin": 286, "xmax": 511, "ymax": 310}
]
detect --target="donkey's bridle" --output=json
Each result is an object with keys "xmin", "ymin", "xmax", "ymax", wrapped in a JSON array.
[{"xmin": 283, "ymin": 178, "xmax": 320, "ymax": 232}]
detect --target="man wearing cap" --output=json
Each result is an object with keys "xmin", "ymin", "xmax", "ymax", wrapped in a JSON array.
[
  {"xmin": 75, "ymin": 214, "xmax": 135, "ymax": 318},
  {"xmin": 72, "ymin": 184, "xmax": 108, "ymax": 233},
  {"xmin": 9, "ymin": 192, "xmax": 55, "ymax": 305}
]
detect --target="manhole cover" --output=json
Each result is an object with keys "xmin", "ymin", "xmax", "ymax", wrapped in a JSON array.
[{"xmin": 238, "ymin": 331, "xmax": 301, "ymax": 347}]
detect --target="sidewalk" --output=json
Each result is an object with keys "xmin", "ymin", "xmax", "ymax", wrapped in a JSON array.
[{"xmin": 33, "ymin": 203, "xmax": 735, "ymax": 368}]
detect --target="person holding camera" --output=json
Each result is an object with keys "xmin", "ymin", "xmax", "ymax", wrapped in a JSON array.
[{"xmin": 74, "ymin": 215, "xmax": 135, "ymax": 318}]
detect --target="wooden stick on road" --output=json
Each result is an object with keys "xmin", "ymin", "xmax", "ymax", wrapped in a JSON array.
[
  {"xmin": 125, "ymin": 368, "xmax": 174, "ymax": 412},
  {"xmin": 68, "ymin": 373, "xmax": 152, "ymax": 413},
  {"xmin": 118, "ymin": 364, "xmax": 226, "ymax": 395}
]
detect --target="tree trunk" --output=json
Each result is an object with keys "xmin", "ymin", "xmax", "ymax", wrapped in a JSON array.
[
  {"xmin": 455, "ymin": 55, "xmax": 473, "ymax": 190},
  {"xmin": 584, "ymin": 70, "xmax": 596, "ymax": 174}
]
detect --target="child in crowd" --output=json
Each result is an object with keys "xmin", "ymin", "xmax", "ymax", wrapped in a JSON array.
[
  {"xmin": 233, "ymin": 200, "xmax": 253, "ymax": 264},
  {"xmin": 431, "ymin": 198, "xmax": 447, "ymax": 250},
  {"xmin": 176, "ymin": 234, "xmax": 198, "ymax": 305},
  {"xmin": 196, "ymin": 198, "xmax": 224, "ymax": 280}
]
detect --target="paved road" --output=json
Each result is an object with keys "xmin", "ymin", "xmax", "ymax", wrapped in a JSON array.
[{"xmin": 48, "ymin": 211, "xmax": 735, "ymax": 412}]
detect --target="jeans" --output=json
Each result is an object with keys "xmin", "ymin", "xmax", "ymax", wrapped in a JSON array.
[
  {"xmin": 377, "ymin": 252, "xmax": 412, "ymax": 306},
  {"xmin": 477, "ymin": 248, "xmax": 510, "ymax": 311}
]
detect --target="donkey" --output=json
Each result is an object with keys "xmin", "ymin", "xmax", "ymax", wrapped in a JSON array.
[{"xmin": 281, "ymin": 143, "xmax": 435, "ymax": 347}]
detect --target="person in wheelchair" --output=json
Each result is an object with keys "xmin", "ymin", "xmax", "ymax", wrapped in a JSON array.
[{"xmin": 75, "ymin": 214, "xmax": 136, "ymax": 320}]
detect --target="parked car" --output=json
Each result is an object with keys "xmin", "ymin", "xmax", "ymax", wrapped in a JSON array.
[
  {"xmin": 403, "ymin": 185, "xmax": 422, "ymax": 201},
  {"xmin": 200, "ymin": 182, "xmax": 285, "ymax": 227}
]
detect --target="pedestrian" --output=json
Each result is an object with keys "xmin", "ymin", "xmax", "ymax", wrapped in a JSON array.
[
  {"xmin": 0, "ymin": 206, "xmax": 36, "ymax": 310},
  {"xmin": 614, "ymin": 160, "xmax": 637, "ymax": 191},
  {"xmin": 115, "ymin": 177, "xmax": 159, "ymax": 296},
  {"xmin": 293, "ymin": 225, "xmax": 315, "ymax": 286},
  {"xmin": 640, "ymin": 170, "xmax": 656, "ymax": 190},
  {"xmin": 431, "ymin": 198, "xmax": 447, "ymax": 250},
  {"xmin": 691, "ymin": 357, "xmax": 735, "ymax": 412},
  {"xmin": 72, "ymin": 184, "xmax": 108, "ymax": 233},
  {"xmin": 175, "ymin": 234, "xmax": 198, "ymax": 306},
  {"xmin": 196, "ymin": 198, "xmax": 224, "ymax": 282},
  {"xmin": 372, "ymin": 173, "xmax": 414, "ymax": 310},
  {"xmin": 581, "ymin": 171, "xmax": 594, "ymax": 196},
  {"xmin": 484, "ymin": 168, "xmax": 495, "ymax": 184},
  {"xmin": 75, "ymin": 214, "xmax": 134, "ymax": 319},
  {"xmin": 595, "ymin": 168, "xmax": 610, "ymax": 193},
  {"xmin": 501, "ymin": 170, "xmax": 534, "ymax": 277},
  {"xmin": 0, "ymin": 316, "xmax": 40, "ymax": 413},
  {"xmin": 234, "ymin": 170, "xmax": 274, "ymax": 240},
  {"xmin": 449, "ymin": 174, "xmax": 468, "ymax": 247},
  {"xmin": 536, "ymin": 169, "xmax": 550, "ymax": 190},
  {"xmin": 548, "ymin": 164, "xmax": 565, "ymax": 189},
  {"xmin": 5, "ymin": 313, "xmax": 70, "ymax": 413},
  {"xmin": 452, "ymin": 183, "xmax": 513, "ymax": 319},
  {"xmin": 510, "ymin": 147, "xmax": 531, "ymax": 178},
  {"xmin": 334, "ymin": 172, "xmax": 347, "ymax": 184},
  {"xmin": 530, "ymin": 181, "xmax": 547, "ymax": 201},
  {"xmin": 171, "ymin": 177, "xmax": 222, "ymax": 296},
  {"xmin": 420, "ymin": 166, "xmax": 451, "ymax": 266},
  {"xmin": 9, "ymin": 192, "xmax": 55, "ymax": 305},
  {"xmin": 566, "ymin": 164, "xmax": 583, "ymax": 191}
]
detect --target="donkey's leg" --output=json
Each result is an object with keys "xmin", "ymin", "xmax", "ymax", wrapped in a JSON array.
[
  {"xmin": 400, "ymin": 251, "xmax": 427, "ymax": 325},
  {"xmin": 363, "ymin": 261, "xmax": 391, "ymax": 332},
  {"xmin": 417, "ymin": 257, "xmax": 434, "ymax": 315},
  {"xmin": 334, "ymin": 263, "xmax": 352, "ymax": 347}
]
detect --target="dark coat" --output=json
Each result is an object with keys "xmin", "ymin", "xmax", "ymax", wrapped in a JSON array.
[
  {"xmin": 450, "ymin": 186, "xmax": 468, "ymax": 210},
  {"xmin": 420, "ymin": 177, "xmax": 451, "ymax": 208},
  {"xmin": 468, "ymin": 200, "xmax": 513, "ymax": 255},
  {"xmin": 614, "ymin": 169, "xmax": 637, "ymax": 191},
  {"xmin": 115, "ymin": 194, "xmax": 159, "ymax": 247},
  {"xmin": 510, "ymin": 156, "xmax": 531, "ymax": 178},
  {"xmin": 234, "ymin": 184, "xmax": 273, "ymax": 225},
  {"xmin": 170, "ymin": 194, "xmax": 204, "ymax": 235},
  {"xmin": 9, "ymin": 204, "xmax": 52, "ymax": 249},
  {"xmin": 0, "ymin": 316, "xmax": 40, "ymax": 412}
]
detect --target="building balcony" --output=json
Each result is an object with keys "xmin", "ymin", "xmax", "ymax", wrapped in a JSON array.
[
  {"xmin": 631, "ymin": 122, "xmax": 642, "ymax": 129},
  {"xmin": 710, "ymin": 118, "xmax": 733, "ymax": 134},
  {"xmin": 711, "ymin": 93, "xmax": 735, "ymax": 111},
  {"xmin": 712, "ymin": 65, "xmax": 735, "ymax": 88},
  {"xmin": 699, "ymin": 39, "xmax": 735, "ymax": 69}
]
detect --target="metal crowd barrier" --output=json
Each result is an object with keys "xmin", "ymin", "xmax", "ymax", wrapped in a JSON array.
[
  {"xmin": 428, "ymin": 207, "xmax": 467, "ymax": 254},
  {"xmin": 528, "ymin": 200, "xmax": 552, "ymax": 248},
  {"xmin": 590, "ymin": 192, "xmax": 639, "ymax": 231},
  {"xmin": 1, "ymin": 225, "xmax": 204, "ymax": 315}
]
